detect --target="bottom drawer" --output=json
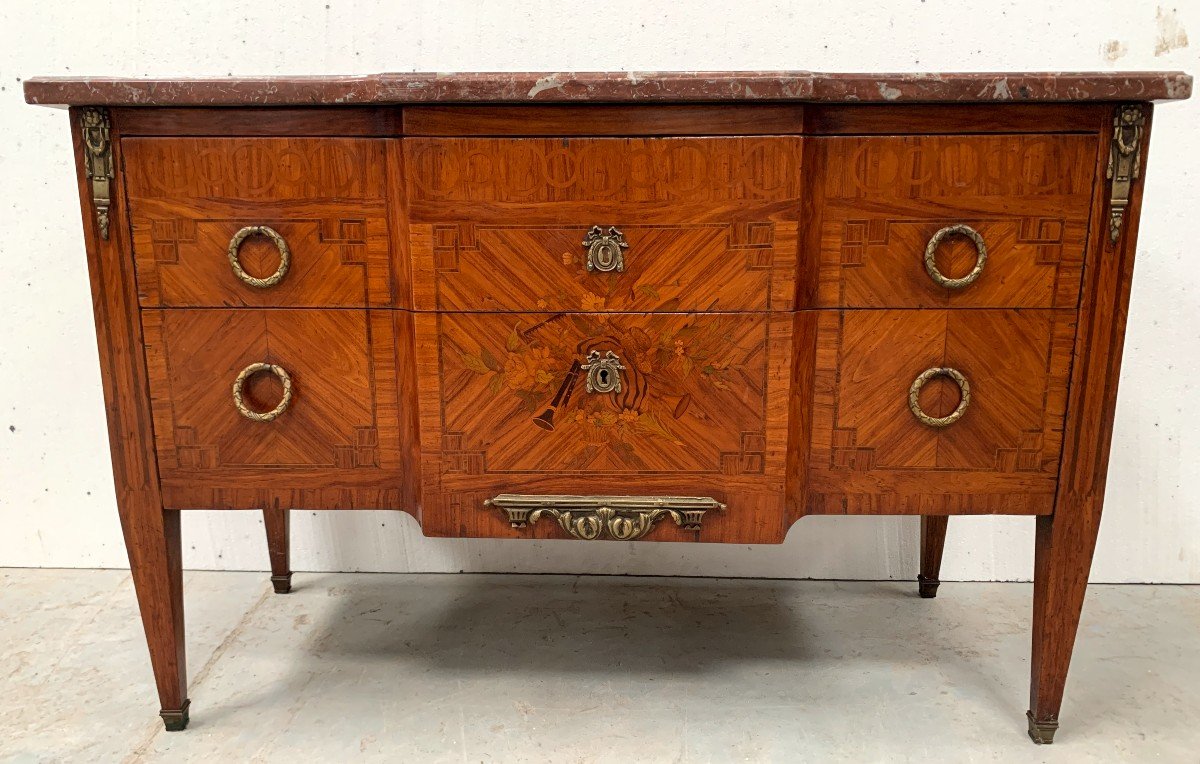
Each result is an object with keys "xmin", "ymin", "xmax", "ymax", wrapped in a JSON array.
[
  {"xmin": 143, "ymin": 309, "xmax": 417, "ymax": 510},
  {"xmin": 414, "ymin": 312, "xmax": 794, "ymax": 542},
  {"xmin": 805, "ymin": 309, "xmax": 1076, "ymax": 514}
]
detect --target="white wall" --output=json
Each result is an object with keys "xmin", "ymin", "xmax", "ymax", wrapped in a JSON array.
[{"xmin": 1, "ymin": 0, "xmax": 1197, "ymax": 582}]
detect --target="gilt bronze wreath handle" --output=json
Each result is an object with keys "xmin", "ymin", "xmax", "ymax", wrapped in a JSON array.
[
  {"xmin": 924, "ymin": 224, "xmax": 987, "ymax": 290},
  {"xmin": 908, "ymin": 366, "xmax": 970, "ymax": 428},
  {"xmin": 232, "ymin": 362, "xmax": 293, "ymax": 422},
  {"xmin": 228, "ymin": 225, "xmax": 291, "ymax": 288}
]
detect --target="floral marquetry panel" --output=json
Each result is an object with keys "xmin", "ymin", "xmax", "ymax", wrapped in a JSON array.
[
  {"xmin": 438, "ymin": 312, "xmax": 770, "ymax": 473},
  {"xmin": 415, "ymin": 311, "xmax": 794, "ymax": 542}
]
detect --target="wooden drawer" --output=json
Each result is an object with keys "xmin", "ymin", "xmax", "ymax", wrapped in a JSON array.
[
  {"xmin": 124, "ymin": 138, "xmax": 396, "ymax": 307},
  {"xmin": 805, "ymin": 309, "xmax": 1076, "ymax": 514},
  {"xmin": 811, "ymin": 134, "xmax": 1097, "ymax": 308},
  {"xmin": 414, "ymin": 311, "xmax": 793, "ymax": 542},
  {"xmin": 406, "ymin": 137, "xmax": 802, "ymax": 312},
  {"xmin": 143, "ymin": 309, "xmax": 417, "ymax": 507},
  {"xmin": 410, "ymin": 221, "xmax": 796, "ymax": 312}
]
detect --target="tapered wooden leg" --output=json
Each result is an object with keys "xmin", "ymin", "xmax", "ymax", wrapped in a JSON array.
[
  {"xmin": 69, "ymin": 109, "xmax": 189, "ymax": 731},
  {"xmin": 121, "ymin": 507, "xmax": 189, "ymax": 731},
  {"xmin": 1024, "ymin": 105, "xmax": 1153, "ymax": 744},
  {"xmin": 1027, "ymin": 508, "xmax": 1103, "ymax": 744},
  {"xmin": 918, "ymin": 515, "xmax": 948, "ymax": 598},
  {"xmin": 263, "ymin": 508, "xmax": 292, "ymax": 594}
]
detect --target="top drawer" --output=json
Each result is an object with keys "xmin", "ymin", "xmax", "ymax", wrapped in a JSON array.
[
  {"xmin": 812, "ymin": 134, "xmax": 1097, "ymax": 309},
  {"xmin": 405, "ymin": 137, "xmax": 802, "ymax": 312},
  {"xmin": 124, "ymin": 138, "xmax": 396, "ymax": 307}
]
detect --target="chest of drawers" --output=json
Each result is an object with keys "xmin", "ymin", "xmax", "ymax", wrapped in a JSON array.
[{"xmin": 25, "ymin": 70, "xmax": 1190, "ymax": 742}]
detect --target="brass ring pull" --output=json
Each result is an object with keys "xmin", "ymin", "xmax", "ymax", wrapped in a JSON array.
[
  {"xmin": 228, "ymin": 225, "xmax": 291, "ymax": 288},
  {"xmin": 232, "ymin": 363, "xmax": 293, "ymax": 422},
  {"xmin": 582, "ymin": 226, "xmax": 628, "ymax": 273},
  {"xmin": 924, "ymin": 224, "xmax": 987, "ymax": 290},
  {"xmin": 908, "ymin": 367, "xmax": 970, "ymax": 428}
]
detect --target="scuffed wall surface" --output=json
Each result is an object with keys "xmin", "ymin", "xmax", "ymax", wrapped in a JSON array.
[{"xmin": 1, "ymin": 0, "xmax": 1197, "ymax": 581}]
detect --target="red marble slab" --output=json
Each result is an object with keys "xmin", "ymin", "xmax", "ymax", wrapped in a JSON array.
[{"xmin": 23, "ymin": 71, "xmax": 1191, "ymax": 106}]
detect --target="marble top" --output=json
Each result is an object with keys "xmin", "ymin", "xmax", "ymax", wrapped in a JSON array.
[{"xmin": 24, "ymin": 71, "xmax": 1192, "ymax": 106}]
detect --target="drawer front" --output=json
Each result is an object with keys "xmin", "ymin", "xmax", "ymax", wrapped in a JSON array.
[
  {"xmin": 143, "ymin": 309, "xmax": 415, "ymax": 502},
  {"xmin": 415, "ymin": 311, "xmax": 793, "ymax": 542},
  {"xmin": 411, "ymin": 222, "xmax": 796, "ymax": 312},
  {"xmin": 125, "ymin": 138, "xmax": 396, "ymax": 307},
  {"xmin": 806, "ymin": 309, "xmax": 1076, "ymax": 514},
  {"xmin": 406, "ymin": 137, "xmax": 802, "ymax": 312},
  {"xmin": 813, "ymin": 134, "xmax": 1097, "ymax": 308}
]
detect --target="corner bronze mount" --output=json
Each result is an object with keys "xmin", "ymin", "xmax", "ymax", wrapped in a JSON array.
[
  {"xmin": 80, "ymin": 107, "xmax": 114, "ymax": 240},
  {"xmin": 1107, "ymin": 104, "xmax": 1145, "ymax": 244},
  {"xmin": 486, "ymin": 494, "xmax": 725, "ymax": 541}
]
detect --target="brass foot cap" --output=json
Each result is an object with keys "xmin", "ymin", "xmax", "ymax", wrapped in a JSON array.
[
  {"xmin": 160, "ymin": 699, "xmax": 190, "ymax": 732},
  {"xmin": 1027, "ymin": 711, "xmax": 1058, "ymax": 744},
  {"xmin": 271, "ymin": 572, "xmax": 293, "ymax": 594},
  {"xmin": 917, "ymin": 574, "xmax": 941, "ymax": 599}
]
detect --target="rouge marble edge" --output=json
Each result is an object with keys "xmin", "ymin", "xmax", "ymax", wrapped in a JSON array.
[{"xmin": 23, "ymin": 71, "xmax": 1192, "ymax": 106}]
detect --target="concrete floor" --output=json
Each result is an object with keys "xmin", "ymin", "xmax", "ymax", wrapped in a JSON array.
[{"xmin": 1, "ymin": 571, "xmax": 1197, "ymax": 763}]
